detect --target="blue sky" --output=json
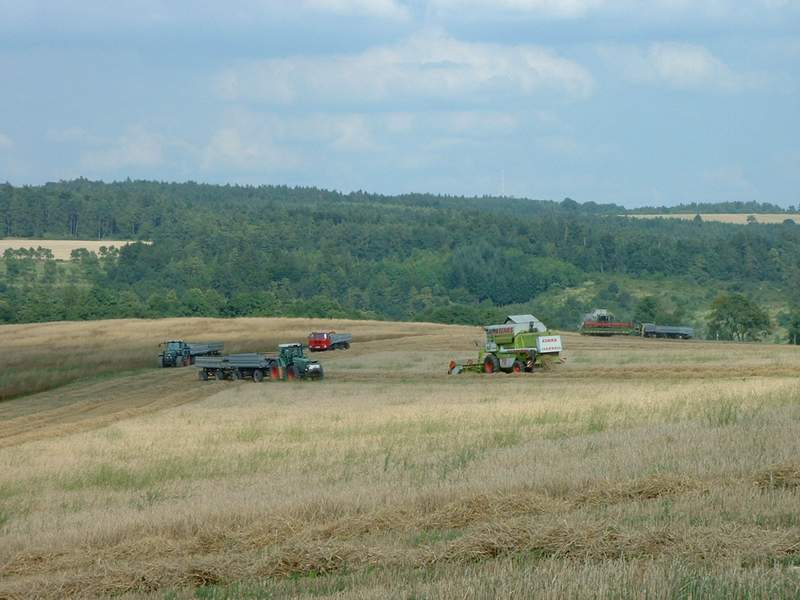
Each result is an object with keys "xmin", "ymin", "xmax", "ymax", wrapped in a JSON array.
[{"xmin": 0, "ymin": 0, "xmax": 798, "ymax": 207}]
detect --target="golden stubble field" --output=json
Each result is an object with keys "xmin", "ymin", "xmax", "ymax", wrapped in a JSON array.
[
  {"xmin": 625, "ymin": 213, "xmax": 800, "ymax": 224},
  {"xmin": 0, "ymin": 239, "xmax": 148, "ymax": 260},
  {"xmin": 1, "ymin": 318, "xmax": 799, "ymax": 599}
]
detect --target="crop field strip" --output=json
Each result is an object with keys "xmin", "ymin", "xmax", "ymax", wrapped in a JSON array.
[
  {"xmin": 1, "ymin": 318, "xmax": 799, "ymax": 598},
  {"xmin": 625, "ymin": 213, "xmax": 800, "ymax": 224},
  {"xmin": 0, "ymin": 238, "xmax": 148, "ymax": 260}
]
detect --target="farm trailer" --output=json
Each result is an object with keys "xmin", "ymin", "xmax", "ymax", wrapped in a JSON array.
[
  {"xmin": 308, "ymin": 331, "xmax": 352, "ymax": 352},
  {"xmin": 159, "ymin": 340, "xmax": 223, "ymax": 367},
  {"xmin": 195, "ymin": 343, "xmax": 323, "ymax": 382},
  {"xmin": 641, "ymin": 323, "xmax": 694, "ymax": 339},
  {"xmin": 449, "ymin": 315, "xmax": 564, "ymax": 375}
]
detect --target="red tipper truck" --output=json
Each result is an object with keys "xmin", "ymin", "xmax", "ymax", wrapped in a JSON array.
[{"xmin": 307, "ymin": 331, "xmax": 352, "ymax": 352}]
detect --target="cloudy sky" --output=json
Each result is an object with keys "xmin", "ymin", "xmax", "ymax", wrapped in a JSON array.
[{"xmin": 1, "ymin": 0, "xmax": 798, "ymax": 206}]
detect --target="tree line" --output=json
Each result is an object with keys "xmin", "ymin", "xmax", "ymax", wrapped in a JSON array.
[{"xmin": 1, "ymin": 180, "xmax": 798, "ymax": 341}]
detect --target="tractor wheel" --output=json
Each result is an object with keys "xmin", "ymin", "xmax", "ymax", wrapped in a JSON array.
[
  {"xmin": 253, "ymin": 369, "xmax": 264, "ymax": 383},
  {"xmin": 287, "ymin": 365, "xmax": 300, "ymax": 381},
  {"xmin": 512, "ymin": 360, "xmax": 524, "ymax": 374},
  {"xmin": 198, "ymin": 370, "xmax": 209, "ymax": 381},
  {"xmin": 270, "ymin": 365, "xmax": 282, "ymax": 380},
  {"xmin": 448, "ymin": 360, "xmax": 457, "ymax": 375},
  {"xmin": 215, "ymin": 368, "xmax": 225, "ymax": 381},
  {"xmin": 483, "ymin": 355, "xmax": 499, "ymax": 374}
]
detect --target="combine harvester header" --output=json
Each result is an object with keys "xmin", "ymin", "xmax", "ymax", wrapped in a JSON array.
[
  {"xmin": 449, "ymin": 315, "xmax": 564, "ymax": 375},
  {"xmin": 578, "ymin": 309, "xmax": 637, "ymax": 336}
]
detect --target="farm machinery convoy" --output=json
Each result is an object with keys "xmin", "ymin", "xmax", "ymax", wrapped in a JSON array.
[
  {"xmin": 195, "ymin": 343, "xmax": 323, "ymax": 382},
  {"xmin": 578, "ymin": 309, "xmax": 694, "ymax": 339}
]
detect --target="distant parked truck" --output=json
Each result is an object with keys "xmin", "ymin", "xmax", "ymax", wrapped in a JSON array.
[
  {"xmin": 195, "ymin": 343, "xmax": 323, "ymax": 381},
  {"xmin": 641, "ymin": 323, "xmax": 694, "ymax": 339},
  {"xmin": 159, "ymin": 340, "xmax": 223, "ymax": 367},
  {"xmin": 307, "ymin": 331, "xmax": 352, "ymax": 352}
]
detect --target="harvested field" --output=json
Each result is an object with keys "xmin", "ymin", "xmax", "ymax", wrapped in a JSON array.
[
  {"xmin": 625, "ymin": 213, "xmax": 800, "ymax": 224},
  {"xmin": 0, "ymin": 238, "xmax": 148, "ymax": 260},
  {"xmin": 1, "ymin": 318, "xmax": 799, "ymax": 598}
]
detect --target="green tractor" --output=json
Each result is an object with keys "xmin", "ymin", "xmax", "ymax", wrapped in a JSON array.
[
  {"xmin": 449, "ymin": 315, "xmax": 564, "ymax": 375},
  {"xmin": 277, "ymin": 343, "xmax": 324, "ymax": 380}
]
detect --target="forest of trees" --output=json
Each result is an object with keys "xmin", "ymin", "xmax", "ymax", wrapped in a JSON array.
[{"xmin": 1, "ymin": 179, "xmax": 799, "ymax": 337}]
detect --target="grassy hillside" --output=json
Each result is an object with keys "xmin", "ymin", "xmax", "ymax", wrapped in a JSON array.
[{"xmin": 1, "ymin": 318, "xmax": 799, "ymax": 598}]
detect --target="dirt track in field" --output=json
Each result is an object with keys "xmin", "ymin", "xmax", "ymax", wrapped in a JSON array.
[{"xmin": 0, "ymin": 369, "xmax": 217, "ymax": 449}]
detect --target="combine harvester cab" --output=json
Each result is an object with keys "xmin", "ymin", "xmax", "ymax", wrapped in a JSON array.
[
  {"xmin": 578, "ymin": 309, "xmax": 636, "ymax": 336},
  {"xmin": 449, "ymin": 315, "xmax": 564, "ymax": 375}
]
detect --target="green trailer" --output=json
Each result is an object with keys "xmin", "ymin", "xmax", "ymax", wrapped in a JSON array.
[{"xmin": 195, "ymin": 343, "xmax": 323, "ymax": 382}]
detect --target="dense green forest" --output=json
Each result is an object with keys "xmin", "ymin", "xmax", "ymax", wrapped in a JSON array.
[{"xmin": 1, "ymin": 179, "xmax": 799, "ymax": 339}]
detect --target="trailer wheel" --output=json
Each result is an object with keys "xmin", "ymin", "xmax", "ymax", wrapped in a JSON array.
[
  {"xmin": 253, "ymin": 369, "xmax": 264, "ymax": 383},
  {"xmin": 483, "ymin": 355, "xmax": 499, "ymax": 374},
  {"xmin": 215, "ymin": 368, "xmax": 225, "ymax": 381},
  {"xmin": 512, "ymin": 360, "xmax": 524, "ymax": 374},
  {"xmin": 231, "ymin": 369, "xmax": 241, "ymax": 381},
  {"xmin": 343, "ymin": 342, "xmax": 350, "ymax": 350},
  {"xmin": 198, "ymin": 370, "xmax": 209, "ymax": 381}
]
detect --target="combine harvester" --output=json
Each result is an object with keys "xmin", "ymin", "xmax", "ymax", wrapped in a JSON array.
[
  {"xmin": 449, "ymin": 315, "xmax": 563, "ymax": 375},
  {"xmin": 158, "ymin": 340, "xmax": 223, "ymax": 367},
  {"xmin": 578, "ymin": 309, "xmax": 637, "ymax": 336}
]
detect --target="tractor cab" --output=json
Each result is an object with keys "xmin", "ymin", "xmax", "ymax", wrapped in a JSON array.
[{"xmin": 278, "ymin": 343, "xmax": 305, "ymax": 363}]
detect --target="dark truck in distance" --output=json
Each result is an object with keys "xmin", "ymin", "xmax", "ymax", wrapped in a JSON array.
[
  {"xmin": 195, "ymin": 343, "xmax": 323, "ymax": 382},
  {"xmin": 641, "ymin": 323, "xmax": 694, "ymax": 339},
  {"xmin": 307, "ymin": 331, "xmax": 352, "ymax": 351},
  {"xmin": 159, "ymin": 340, "xmax": 224, "ymax": 367}
]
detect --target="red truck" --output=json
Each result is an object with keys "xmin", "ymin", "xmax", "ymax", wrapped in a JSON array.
[{"xmin": 307, "ymin": 331, "xmax": 352, "ymax": 352}]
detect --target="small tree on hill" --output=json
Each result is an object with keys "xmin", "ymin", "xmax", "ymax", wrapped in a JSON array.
[
  {"xmin": 706, "ymin": 293, "xmax": 772, "ymax": 341},
  {"xmin": 634, "ymin": 296, "xmax": 659, "ymax": 323},
  {"xmin": 787, "ymin": 310, "xmax": 800, "ymax": 345}
]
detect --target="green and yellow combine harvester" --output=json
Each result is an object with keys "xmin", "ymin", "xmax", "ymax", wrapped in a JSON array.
[{"xmin": 448, "ymin": 315, "xmax": 564, "ymax": 375}]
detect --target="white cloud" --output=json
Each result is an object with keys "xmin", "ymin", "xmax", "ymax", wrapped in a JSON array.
[
  {"xmin": 430, "ymin": 0, "xmax": 605, "ymax": 18},
  {"xmin": 81, "ymin": 126, "xmax": 165, "ymax": 170},
  {"xmin": 301, "ymin": 0, "xmax": 409, "ymax": 20},
  {"xmin": 599, "ymin": 43, "xmax": 752, "ymax": 91},
  {"xmin": 0, "ymin": 132, "xmax": 13, "ymax": 151},
  {"xmin": 428, "ymin": 0, "xmax": 799, "ymax": 19},
  {"xmin": 703, "ymin": 165, "xmax": 757, "ymax": 194},
  {"xmin": 216, "ymin": 32, "xmax": 593, "ymax": 107}
]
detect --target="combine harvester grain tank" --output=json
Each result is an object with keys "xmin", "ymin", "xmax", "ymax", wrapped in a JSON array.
[{"xmin": 449, "ymin": 315, "xmax": 564, "ymax": 375}]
